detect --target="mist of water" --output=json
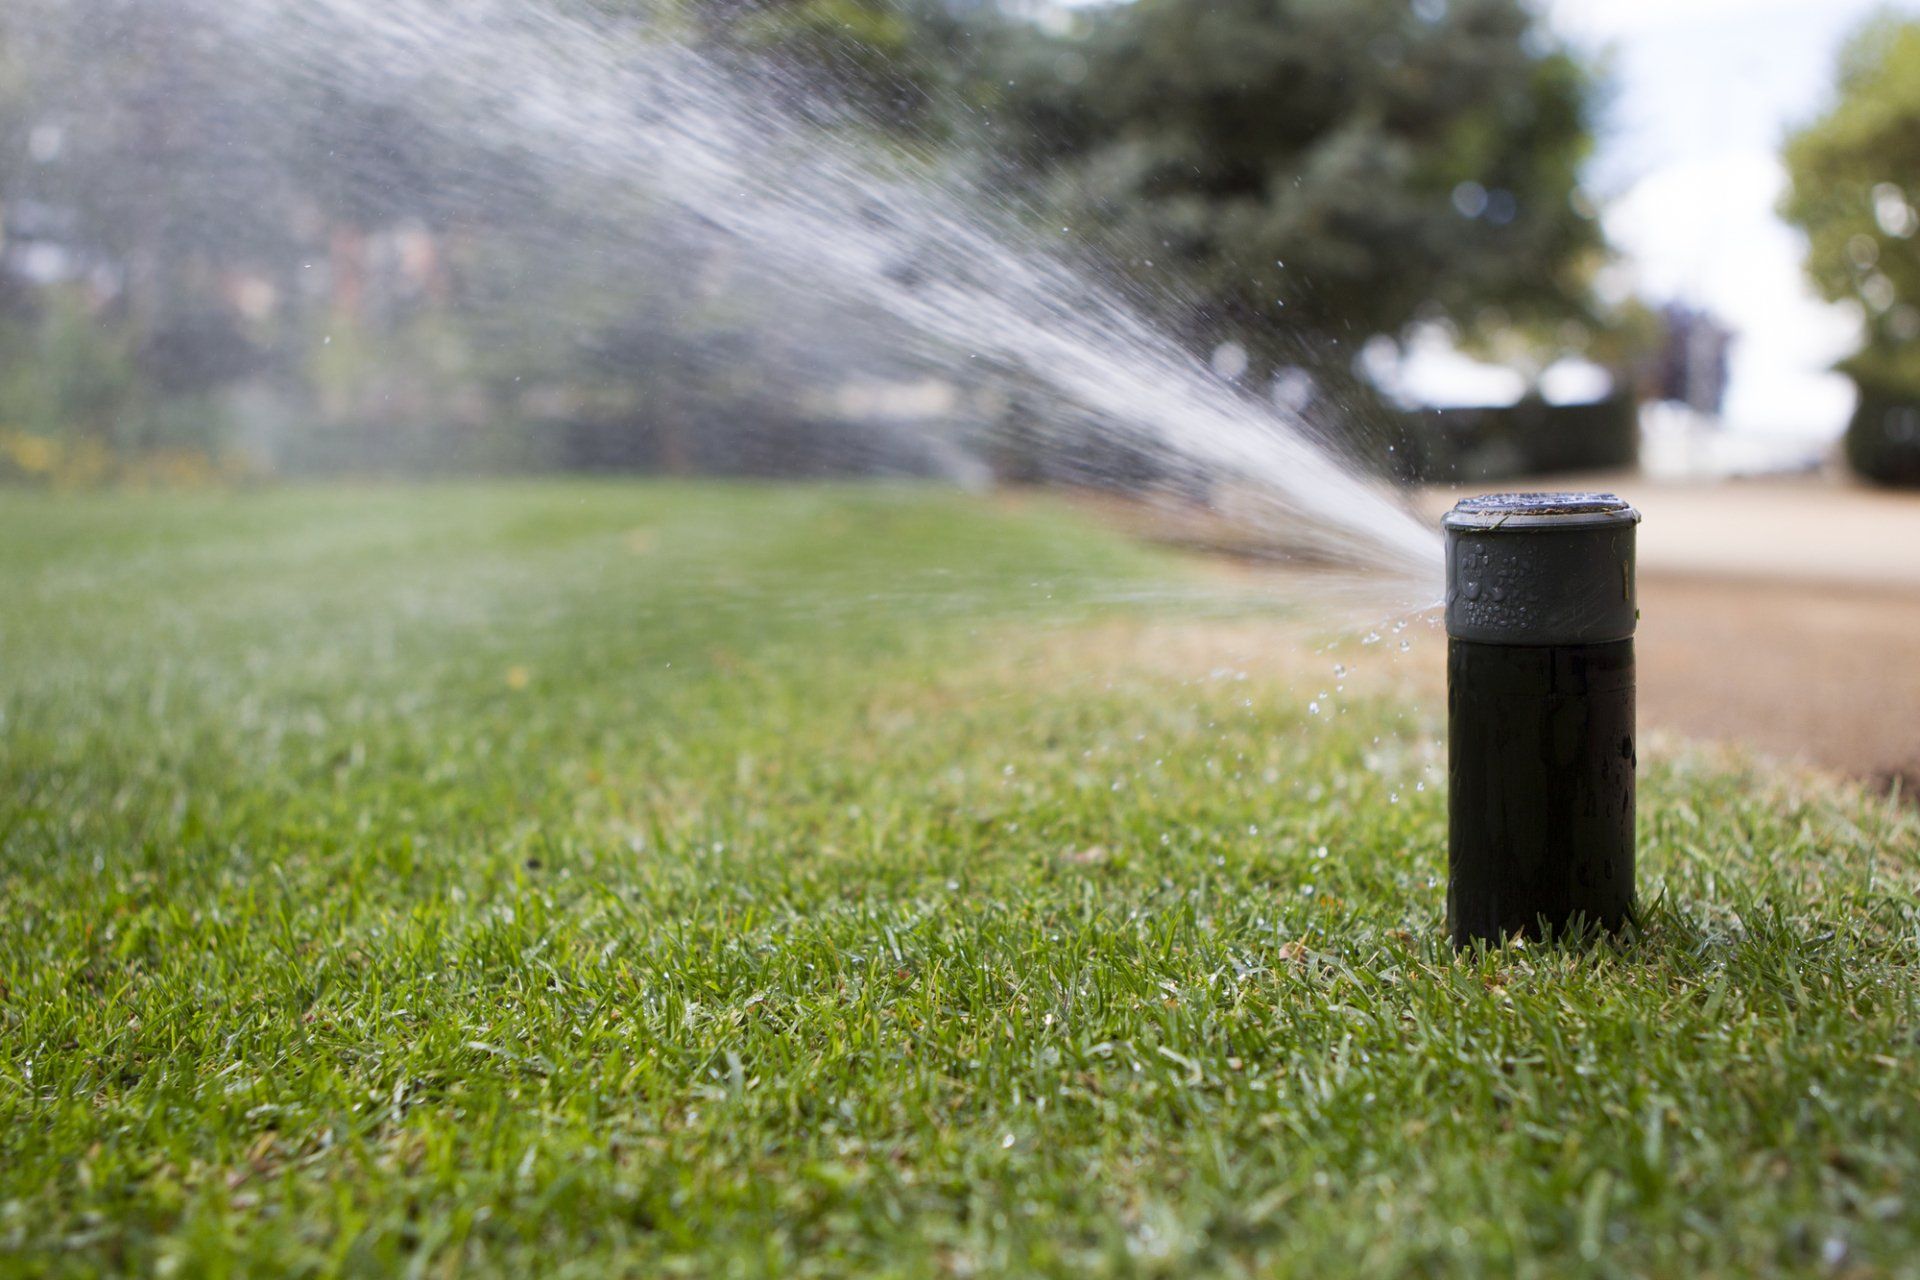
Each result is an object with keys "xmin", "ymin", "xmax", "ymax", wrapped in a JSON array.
[{"xmin": 200, "ymin": 0, "xmax": 1441, "ymax": 591}]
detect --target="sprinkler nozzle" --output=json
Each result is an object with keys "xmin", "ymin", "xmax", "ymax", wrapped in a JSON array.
[{"xmin": 1443, "ymin": 492, "xmax": 1640, "ymax": 947}]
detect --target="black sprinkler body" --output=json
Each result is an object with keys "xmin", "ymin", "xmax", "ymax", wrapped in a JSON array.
[{"xmin": 1443, "ymin": 493, "xmax": 1640, "ymax": 947}]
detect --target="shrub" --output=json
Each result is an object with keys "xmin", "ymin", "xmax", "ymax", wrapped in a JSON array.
[{"xmin": 1846, "ymin": 378, "xmax": 1920, "ymax": 487}]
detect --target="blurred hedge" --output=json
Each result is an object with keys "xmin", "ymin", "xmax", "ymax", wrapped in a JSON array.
[
  {"xmin": 1846, "ymin": 380, "xmax": 1920, "ymax": 487},
  {"xmin": 1399, "ymin": 394, "xmax": 1638, "ymax": 483}
]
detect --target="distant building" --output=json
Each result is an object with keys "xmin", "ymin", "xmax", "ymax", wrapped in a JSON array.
[{"xmin": 1652, "ymin": 303, "xmax": 1735, "ymax": 418}]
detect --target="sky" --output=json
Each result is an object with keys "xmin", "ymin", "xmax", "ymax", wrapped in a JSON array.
[{"xmin": 1548, "ymin": 0, "xmax": 1916, "ymax": 438}]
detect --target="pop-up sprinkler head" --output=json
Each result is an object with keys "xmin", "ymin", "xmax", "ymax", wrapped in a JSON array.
[{"xmin": 1443, "ymin": 492, "xmax": 1641, "ymax": 947}]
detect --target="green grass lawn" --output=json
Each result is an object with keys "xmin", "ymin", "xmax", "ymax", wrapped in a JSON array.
[{"xmin": 3, "ymin": 482, "xmax": 1918, "ymax": 1278}]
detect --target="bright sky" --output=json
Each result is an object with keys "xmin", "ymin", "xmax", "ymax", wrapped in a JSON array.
[{"xmin": 1550, "ymin": 0, "xmax": 1916, "ymax": 437}]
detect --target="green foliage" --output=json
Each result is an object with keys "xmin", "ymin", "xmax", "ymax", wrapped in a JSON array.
[
  {"xmin": 1782, "ymin": 12, "xmax": 1920, "ymax": 483},
  {"xmin": 3, "ymin": 484, "xmax": 1919, "ymax": 1275},
  {"xmin": 0, "ymin": 288, "xmax": 141, "ymax": 443},
  {"xmin": 995, "ymin": 0, "xmax": 1604, "ymax": 373},
  {"xmin": 681, "ymin": 0, "xmax": 1007, "ymax": 137},
  {"xmin": 0, "ymin": 288, "xmax": 247, "ymax": 483}
]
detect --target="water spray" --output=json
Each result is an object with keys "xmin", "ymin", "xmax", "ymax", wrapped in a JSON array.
[
  {"xmin": 178, "ymin": 0, "xmax": 1442, "ymax": 584},
  {"xmin": 1443, "ymin": 493, "xmax": 1640, "ymax": 946}
]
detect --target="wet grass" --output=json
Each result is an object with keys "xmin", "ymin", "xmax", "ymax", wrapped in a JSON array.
[{"xmin": 2, "ymin": 481, "xmax": 1918, "ymax": 1278}]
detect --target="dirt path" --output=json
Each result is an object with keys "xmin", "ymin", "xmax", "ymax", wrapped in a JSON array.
[{"xmin": 1635, "ymin": 572, "xmax": 1920, "ymax": 789}]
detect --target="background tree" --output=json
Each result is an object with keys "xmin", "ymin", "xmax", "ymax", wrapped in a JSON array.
[
  {"xmin": 676, "ymin": 0, "xmax": 1008, "ymax": 137},
  {"xmin": 989, "ymin": 0, "xmax": 1603, "ymax": 410},
  {"xmin": 1782, "ymin": 12, "xmax": 1920, "ymax": 486}
]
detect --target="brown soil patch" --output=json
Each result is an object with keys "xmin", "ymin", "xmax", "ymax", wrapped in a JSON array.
[{"xmin": 1636, "ymin": 572, "xmax": 1920, "ymax": 790}]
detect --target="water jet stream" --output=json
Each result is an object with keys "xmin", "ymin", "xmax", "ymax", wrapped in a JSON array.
[{"xmin": 207, "ymin": 0, "xmax": 1442, "ymax": 592}]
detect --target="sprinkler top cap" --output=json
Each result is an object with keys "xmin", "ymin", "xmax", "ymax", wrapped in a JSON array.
[
  {"xmin": 1443, "ymin": 491, "xmax": 1640, "ymax": 533},
  {"xmin": 1442, "ymin": 492, "xmax": 1639, "ymax": 646}
]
